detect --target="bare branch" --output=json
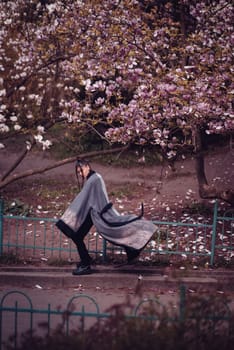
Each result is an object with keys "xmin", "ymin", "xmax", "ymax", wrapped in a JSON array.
[
  {"xmin": 1, "ymin": 136, "xmax": 35, "ymax": 182},
  {"xmin": 84, "ymin": 121, "xmax": 111, "ymax": 145},
  {"xmin": 0, "ymin": 146, "xmax": 129, "ymax": 190}
]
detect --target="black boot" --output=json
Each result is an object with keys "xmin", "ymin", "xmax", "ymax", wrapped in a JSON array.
[
  {"xmin": 125, "ymin": 247, "xmax": 141, "ymax": 264},
  {"xmin": 72, "ymin": 264, "xmax": 92, "ymax": 275},
  {"xmin": 76, "ymin": 257, "xmax": 94, "ymax": 269}
]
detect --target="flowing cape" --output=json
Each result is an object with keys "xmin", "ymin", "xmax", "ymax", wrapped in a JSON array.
[{"xmin": 60, "ymin": 172, "xmax": 156, "ymax": 250}]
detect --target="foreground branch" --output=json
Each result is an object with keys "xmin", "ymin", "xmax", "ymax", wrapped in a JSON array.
[
  {"xmin": 1, "ymin": 136, "xmax": 35, "ymax": 182},
  {"xmin": 0, "ymin": 146, "xmax": 129, "ymax": 190}
]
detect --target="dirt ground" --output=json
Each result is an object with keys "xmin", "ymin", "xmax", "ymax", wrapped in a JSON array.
[
  {"xmin": 1, "ymin": 145, "xmax": 233, "ymax": 220},
  {"xmin": 1, "ymin": 145, "xmax": 234, "ymax": 349}
]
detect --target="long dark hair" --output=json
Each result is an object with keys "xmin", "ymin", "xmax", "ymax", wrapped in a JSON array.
[{"xmin": 75, "ymin": 159, "xmax": 90, "ymax": 190}]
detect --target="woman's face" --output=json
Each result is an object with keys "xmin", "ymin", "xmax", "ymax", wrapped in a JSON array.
[{"xmin": 77, "ymin": 164, "xmax": 90, "ymax": 179}]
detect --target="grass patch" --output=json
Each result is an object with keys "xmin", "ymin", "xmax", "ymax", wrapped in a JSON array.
[
  {"xmin": 94, "ymin": 146, "xmax": 164, "ymax": 167},
  {"xmin": 108, "ymin": 183, "xmax": 139, "ymax": 199},
  {"xmin": 35, "ymin": 181, "xmax": 78, "ymax": 201},
  {"xmin": 47, "ymin": 257, "xmax": 71, "ymax": 266},
  {"xmin": 48, "ymin": 123, "xmax": 164, "ymax": 166},
  {"xmin": 3, "ymin": 198, "xmax": 31, "ymax": 216},
  {"xmin": 213, "ymin": 255, "xmax": 234, "ymax": 269},
  {"xmin": 183, "ymin": 201, "xmax": 214, "ymax": 215},
  {"xmin": 0, "ymin": 252, "xmax": 22, "ymax": 265},
  {"xmin": 152, "ymin": 229, "xmax": 168, "ymax": 241}
]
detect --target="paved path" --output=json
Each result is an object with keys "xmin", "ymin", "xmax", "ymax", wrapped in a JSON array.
[
  {"xmin": 1, "ymin": 265, "xmax": 234, "ymax": 312},
  {"xmin": 1, "ymin": 264, "xmax": 234, "ymax": 291}
]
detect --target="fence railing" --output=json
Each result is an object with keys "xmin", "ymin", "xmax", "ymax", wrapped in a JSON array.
[
  {"xmin": 0, "ymin": 200, "xmax": 233, "ymax": 265},
  {"xmin": 0, "ymin": 286, "xmax": 232, "ymax": 350}
]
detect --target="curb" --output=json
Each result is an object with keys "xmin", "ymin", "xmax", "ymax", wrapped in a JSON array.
[{"xmin": 1, "ymin": 265, "xmax": 234, "ymax": 292}]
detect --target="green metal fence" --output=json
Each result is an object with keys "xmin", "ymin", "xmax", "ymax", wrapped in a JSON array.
[
  {"xmin": 0, "ymin": 200, "xmax": 233, "ymax": 265},
  {"xmin": 0, "ymin": 286, "xmax": 232, "ymax": 350},
  {"xmin": 213, "ymin": 207, "xmax": 234, "ymax": 264}
]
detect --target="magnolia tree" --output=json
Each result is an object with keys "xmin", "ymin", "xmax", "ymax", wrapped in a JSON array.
[{"xmin": 0, "ymin": 0, "xmax": 233, "ymax": 204}]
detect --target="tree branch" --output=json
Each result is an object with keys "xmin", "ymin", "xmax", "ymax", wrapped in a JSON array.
[
  {"xmin": 6, "ymin": 54, "xmax": 76, "ymax": 98},
  {"xmin": 0, "ymin": 146, "xmax": 129, "ymax": 190},
  {"xmin": 1, "ymin": 136, "xmax": 35, "ymax": 182}
]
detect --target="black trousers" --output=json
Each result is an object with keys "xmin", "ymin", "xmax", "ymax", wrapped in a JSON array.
[
  {"xmin": 56, "ymin": 215, "xmax": 141, "ymax": 264},
  {"xmin": 56, "ymin": 213, "xmax": 93, "ymax": 266}
]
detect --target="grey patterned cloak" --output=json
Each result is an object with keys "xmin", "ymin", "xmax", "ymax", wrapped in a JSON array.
[{"xmin": 60, "ymin": 172, "xmax": 156, "ymax": 250}]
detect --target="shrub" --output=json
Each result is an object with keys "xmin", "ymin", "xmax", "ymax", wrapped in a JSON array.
[{"xmin": 4, "ymin": 293, "xmax": 234, "ymax": 350}]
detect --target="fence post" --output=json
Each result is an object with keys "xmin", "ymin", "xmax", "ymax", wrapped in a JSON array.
[
  {"xmin": 210, "ymin": 200, "xmax": 218, "ymax": 266},
  {"xmin": 179, "ymin": 285, "xmax": 186, "ymax": 322},
  {"xmin": 0, "ymin": 199, "xmax": 3, "ymax": 256},
  {"xmin": 102, "ymin": 239, "xmax": 107, "ymax": 262}
]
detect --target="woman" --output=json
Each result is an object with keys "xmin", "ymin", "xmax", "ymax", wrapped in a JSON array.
[{"xmin": 56, "ymin": 159, "xmax": 156, "ymax": 275}]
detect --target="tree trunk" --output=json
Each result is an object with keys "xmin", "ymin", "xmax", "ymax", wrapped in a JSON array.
[{"xmin": 194, "ymin": 128, "xmax": 234, "ymax": 206}]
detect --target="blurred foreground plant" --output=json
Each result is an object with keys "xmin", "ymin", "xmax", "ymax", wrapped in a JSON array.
[{"xmin": 4, "ymin": 291, "xmax": 234, "ymax": 350}]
